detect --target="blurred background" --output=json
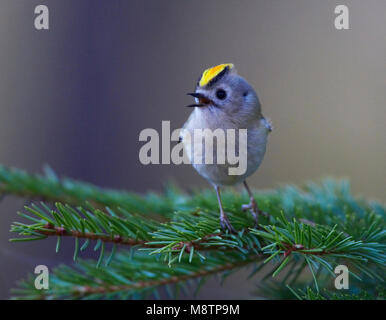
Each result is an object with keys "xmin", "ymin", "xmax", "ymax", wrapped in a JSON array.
[{"xmin": 0, "ymin": 0, "xmax": 385, "ymax": 299}]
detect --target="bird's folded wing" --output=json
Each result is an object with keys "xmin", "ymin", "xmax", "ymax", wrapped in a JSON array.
[{"xmin": 262, "ymin": 117, "xmax": 273, "ymax": 133}]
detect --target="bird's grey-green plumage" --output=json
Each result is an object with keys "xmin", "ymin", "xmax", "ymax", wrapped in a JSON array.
[{"xmin": 181, "ymin": 64, "xmax": 272, "ymax": 232}]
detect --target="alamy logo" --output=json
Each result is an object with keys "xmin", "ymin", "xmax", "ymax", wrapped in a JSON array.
[
  {"xmin": 334, "ymin": 265, "xmax": 349, "ymax": 289},
  {"xmin": 138, "ymin": 121, "xmax": 248, "ymax": 175},
  {"xmin": 34, "ymin": 5, "xmax": 49, "ymax": 30},
  {"xmin": 34, "ymin": 265, "xmax": 49, "ymax": 290},
  {"xmin": 334, "ymin": 5, "xmax": 349, "ymax": 30}
]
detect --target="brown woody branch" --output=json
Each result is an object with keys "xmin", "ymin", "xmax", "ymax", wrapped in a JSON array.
[
  {"xmin": 72, "ymin": 256, "xmax": 261, "ymax": 296},
  {"xmin": 38, "ymin": 223, "xmax": 148, "ymax": 246},
  {"xmin": 36, "ymin": 224, "xmax": 232, "ymax": 251},
  {"xmin": 36, "ymin": 225, "xmax": 335, "ymax": 257}
]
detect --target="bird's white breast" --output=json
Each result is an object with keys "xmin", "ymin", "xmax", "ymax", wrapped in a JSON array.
[{"xmin": 181, "ymin": 108, "xmax": 270, "ymax": 186}]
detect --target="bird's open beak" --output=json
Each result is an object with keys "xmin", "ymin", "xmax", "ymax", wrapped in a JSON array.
[{"xmin": 186, "ymin": 92, "xmax": 212, "ymax": 108}]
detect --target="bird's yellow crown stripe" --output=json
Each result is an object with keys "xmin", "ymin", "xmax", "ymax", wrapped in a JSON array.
[{"xmin": 199, "ymin": 63, "xmax": 234, "ymax": 87}]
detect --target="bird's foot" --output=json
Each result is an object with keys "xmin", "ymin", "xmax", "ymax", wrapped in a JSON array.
[
  {"xmin": 241, "ymin": 199, "xmax": 268, "ymax": 227},
  {"xmin": 220, "ymin": 214, "xmax": 236, "ymax": 234}
]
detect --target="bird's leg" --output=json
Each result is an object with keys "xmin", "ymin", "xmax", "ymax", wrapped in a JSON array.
[
  {"xmin": 215, "ymin": 185, "xmax": 236, "ymax": 234},
  {"xmin": 241, "ymin": 180, "xmax": 268, "ymax": 227}
]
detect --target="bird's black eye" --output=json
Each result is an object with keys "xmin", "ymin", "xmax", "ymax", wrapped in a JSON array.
[
  {"xmin": 216, "ymin": 89, "xmax": 227, "ymax": 100},
  {"xmin": 243, "ymin": 91, "xmax": 248, "ymax": 97}
]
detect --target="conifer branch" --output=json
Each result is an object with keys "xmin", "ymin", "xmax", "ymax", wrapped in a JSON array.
[
  {"xmin": 12, "ymin": 251, "xmax": 261, "ymax": 300},
  {"xmin": 2, "ymin": 164, "xmax": 385, "ymax": 300},
  {"xmin": 0, "ymin": 164, "xmax": 182, "ymax": 218},
  {"xmin": 72, "ymin": 256, "xmax": 257, "ymax": 297},
  {"xmin": 37, "ymin": 223, "xmax": 149, "ymax": 246},
  {"xmin": 287, "ymin": 285, "xmax": 386, "ymax": 300}
]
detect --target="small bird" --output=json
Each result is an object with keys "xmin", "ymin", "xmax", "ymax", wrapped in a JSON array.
[{"xmin": 181, "ymin": 63, "xmax": 272, "ymax": 233}]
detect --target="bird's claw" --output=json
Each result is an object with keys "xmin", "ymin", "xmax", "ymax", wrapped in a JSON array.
[
  {"xmin": 241, "ymin": 201, "xmax": 269, "ymax": 227},
  {"xmin": 220, "ymin": 215, "xmax": 236, "ymax": 234}
]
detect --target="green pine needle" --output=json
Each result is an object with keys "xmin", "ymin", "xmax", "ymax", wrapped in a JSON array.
[{"xmin": 1, "ymin": 164, "xmax": 385, "ymax": 300}]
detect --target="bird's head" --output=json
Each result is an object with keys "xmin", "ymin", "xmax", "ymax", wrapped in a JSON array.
[{"xmin": 187, "ymin": 63, "xmax": 261, "ymax": 119}]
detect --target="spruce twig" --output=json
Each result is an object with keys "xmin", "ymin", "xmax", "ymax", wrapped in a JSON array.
[{"xmin": 1, "ymin": 164, "xmax": 384, "ymax": 299}]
